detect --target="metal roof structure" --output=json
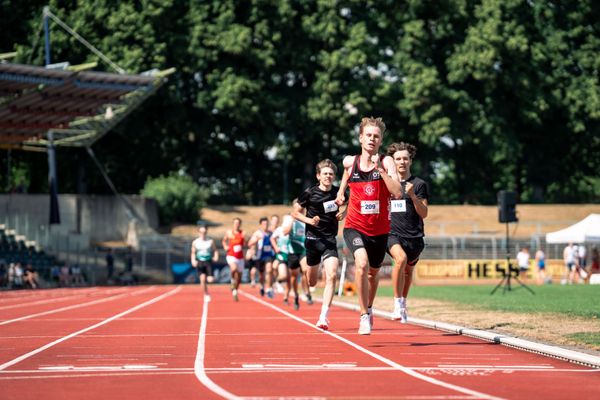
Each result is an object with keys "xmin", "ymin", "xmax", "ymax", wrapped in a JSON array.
[{"xmin": 0, "ymin": 62, "xmax": 173, "ymax": 151}]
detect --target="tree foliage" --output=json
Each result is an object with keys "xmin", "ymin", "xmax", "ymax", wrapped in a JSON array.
[
  {"xmin": 1, "ymin": 0, "xmax": 598, "ymax": 204},
  {"xmin": 141, "ymin": 172, "xmax": 208, "ymax": 225}
]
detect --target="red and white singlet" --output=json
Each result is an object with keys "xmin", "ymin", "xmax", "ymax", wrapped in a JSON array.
[
  {"xmin": 226, "ymin": 230, "xmax": 245, "ymax": 259},
  {"xmin": 344, "ymin": 155, "xmax": 391, "ymax": 236}
]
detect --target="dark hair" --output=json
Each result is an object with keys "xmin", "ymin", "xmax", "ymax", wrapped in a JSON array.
[
  {"xmin": 259, "ymin": 217, "xmax": 268, "ymax": 224},
  {"xmin": 387, "ymin": 142, "xmax": 417, "ymax": 159}
]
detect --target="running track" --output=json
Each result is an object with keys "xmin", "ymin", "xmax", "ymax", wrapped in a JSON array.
[{"xmin": 0, "ymin": 285, "xmax": 598, "ymax": 399}]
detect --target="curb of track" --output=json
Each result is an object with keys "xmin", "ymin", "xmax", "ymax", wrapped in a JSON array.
[{"xmin": 331, "ymin": 299, "xmax": 600, "ymax": 369}]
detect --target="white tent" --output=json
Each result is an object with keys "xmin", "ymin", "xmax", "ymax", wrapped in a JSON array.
[{"xmin": 545, "ymin": 214, "xmax": 600, "ymax": 244}]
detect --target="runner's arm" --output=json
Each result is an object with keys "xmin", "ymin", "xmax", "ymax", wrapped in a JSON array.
[
  {"xmin": 379, "ymin": 156, "xmax": 402, "ymax": 197},
  {"xmin": 190, "ymin": 240, "xmax": 198, "ymax": 267}
]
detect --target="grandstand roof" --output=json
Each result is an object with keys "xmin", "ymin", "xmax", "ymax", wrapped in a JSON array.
[{"xmin": 0, "ymin": 62, "xmax": 173, "ymax": 151}]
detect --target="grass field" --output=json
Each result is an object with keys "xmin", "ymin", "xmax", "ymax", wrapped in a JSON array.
[
  {"xmin": 377, "ymin": 284, "xmax": 600, "ymax": 318},
  {"xmin": 373, "ymin": 284, "xmax": 600, "ymax": 348}
]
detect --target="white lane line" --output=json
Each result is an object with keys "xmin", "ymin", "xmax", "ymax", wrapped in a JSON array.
[
  {"xmin": 0, "ymin": 286, "xmax": 155, "ymax": 326},
  {"xmin": 194, "ymin": 298, "xmax": 242, "ymax": 400},
  {"xmin": 0, "ymin": 287, "xmax": 132, "ymax": 311},
  {"xmin": 241, "ymin": 291, "xmax": 504, "ymax": 400},
  {"xmin": 0, "ymin": 286, "xmax": 181, "ymax": 371}
]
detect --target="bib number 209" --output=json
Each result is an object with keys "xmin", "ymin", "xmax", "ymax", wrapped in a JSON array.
[{"xmin": 360, "ymin": 200, "xmax": 380, "ymax": 214}]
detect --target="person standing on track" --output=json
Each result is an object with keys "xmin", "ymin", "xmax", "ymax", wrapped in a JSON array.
[
  {"xmin": 222, "ymin": 217, "xmax": 245, "ymax": 301},
  {"xmin": 248, "ymin": 217, "xmax": 276, "ymax": 298},
  {"xmin": 191, "ymin": 223, "xmax": 219, "ymax": 302},
  {"xmin": 386, "ymin": 142, "xmax": 429, "ymax": 323},
  {"xmin": 292, "ymin": 159, "xmax": 345, "ymax": 330},
  {"xmin": 336, "ymin": 117, "xmax": 401, "ymax": 335}
]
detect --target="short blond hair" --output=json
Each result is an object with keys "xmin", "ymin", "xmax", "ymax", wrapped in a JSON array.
[{"xmin": 359, "ymin": 117, "xmax": 386, "ymax": 136}]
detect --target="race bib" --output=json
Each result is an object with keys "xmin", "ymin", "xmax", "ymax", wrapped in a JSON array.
[
  {"xmin": 233, "ymin": 244, "xmax": 242, "ymax": 253},
  {"xmin": 323, "ymin": 200, "xmax": 338, "ymax": 213},
  {"xmin": 391, "ymin": 199, "xmax": 407, "ymax": 213},
  {"xmin": 360, "ymin": 200, "xmax": 380, "ymax": 214}
]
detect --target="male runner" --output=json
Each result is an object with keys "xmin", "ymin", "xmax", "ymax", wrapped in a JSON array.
[
  {"xmin": 248, "ymin": 217, "xmax": 276, "ymax": 298},
  {"xmin": 386, "ymin": 142, "xmax": 429, "ymax": 323},
  {"xmin": 191, "ymin": 223, "xmax": 219, "ymax": 302},
  {"xmin": 222, "ymin": 217, "xmax": 245, "ymax": 301},
  {"xmin": 293, "ymin": 159, "xmax": 344, "ymax": 330},
  {"xmin": 336, "ymin": 117, "xmax": 401, "ymax": 335}
]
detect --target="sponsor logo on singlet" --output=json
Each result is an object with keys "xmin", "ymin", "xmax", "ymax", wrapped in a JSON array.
[{"xmin": 364, "ymin": 184, "xmax": 375, "ymax": 196}]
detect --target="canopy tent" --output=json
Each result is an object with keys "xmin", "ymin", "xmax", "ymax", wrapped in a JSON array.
[{"xmin": 545, "ymin": 214, "xmax": 600, "ymax": 244}]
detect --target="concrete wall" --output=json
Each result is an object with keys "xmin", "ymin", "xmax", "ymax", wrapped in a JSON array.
[{"xmin": 0, "ymin": 194, "xmax": 159, "ymax": 243}]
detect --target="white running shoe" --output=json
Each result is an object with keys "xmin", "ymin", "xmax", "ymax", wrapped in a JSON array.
[
  {"xmin": 391, "ymin": 304, "xmax": 402, "ymax": 320},
  {"xmin": 358, "ymin": 314, "xmax": 371, "ymax": 335},
  {"xmin": 204, "ymin": 294, "xmax": 211, "ymax": 303},
  {"xmin": 399, "ymin": 307, "xmax": 408, "ymax": 323},
  {"xmin": 232, "ymin": 289, "xmax": 239, "ymax": 302},
  {"xmin": 275, "ymin": 282, "xmax": 285, "ymax": 294},
  {"xmin": 316, "ymin": 317, "xmax": 329, "ymax": 331}
]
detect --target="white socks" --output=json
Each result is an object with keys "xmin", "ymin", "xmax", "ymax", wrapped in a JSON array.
[
  {"xmin": 320, "ymin": 306, "xmax": 329, "ymax": 320},
  {"xmin": 395, "ymin": 297, "xmax": 406, "ymax": 308}
]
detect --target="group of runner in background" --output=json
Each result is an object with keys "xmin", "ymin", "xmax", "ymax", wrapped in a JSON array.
[{"xmin": 191, "ymin": 116, "xmax": 429, "ymax": 335}]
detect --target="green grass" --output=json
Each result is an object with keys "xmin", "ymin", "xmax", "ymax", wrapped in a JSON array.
[
  {"xmin": 376, "ymin": 284, "xmax": 600, "ymax": 319},
  {"xmin": 567, "ymin": 332, "xmax": 600, "ymax": 347}
]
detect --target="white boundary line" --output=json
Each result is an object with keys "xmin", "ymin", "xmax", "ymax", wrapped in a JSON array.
[
  {"xmin": 331, "ymin": 300, "xmax": 600, "ymax": 369},
  {"xmin": 194, "ymin": 296, "xmax": 243, "ymax": 400},
  {"xmin": 0, "ymin": 286, "xmax": 181, "ymax": 371},
  {"xmin": 0, "ymin": 286, "xmax": 155, "ymax": 326},
  {"xmin": 239, "ymin": 291, "xmax": 503, "ymax": 400}
]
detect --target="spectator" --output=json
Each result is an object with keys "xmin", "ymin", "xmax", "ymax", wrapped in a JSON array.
[
  {"xmin": 590, "ymin": 246, "xmax": 600, "ymax": 275},
  {"xmin": 51, "ymin": 264, "xmax": 61, "ymax": 286},
  {"xmin": 12, "ymin": 262, "xmax": 24, "ymax": 289},
  {"xmin": 563, "ymin": 242, "xmax": 577, "ymax": 284},
  {"xmin": 71, "ymin": 264, "xmax": 85, "ymax": 286},
  {"xmin": 0, "ymin": 261, "xmax": 6, "ymax": 287},
  {"xmin": 578, "ymin": 244, "xmax": 588, "ymax": 282},
  {"xmin": 106, "ymin": 248, "xmax": 115, "ymax": 282},
  {"xmin": 534, "ymin": 247, "xmax": 547, "ymax": 285},
  {"xmin": 60, "ymin": 263, "xmax": 71, "ymax": 287},
  {"xmin": 125, "ymin": 247, "xmax": 134, "ymax": 272},
  {"xmin": 516, "ymin": 246, "xmax": 530, "ymax": 281},
  {"xmin": 23, "ymin": 263, "xmax": 39, "ymax": 289}
]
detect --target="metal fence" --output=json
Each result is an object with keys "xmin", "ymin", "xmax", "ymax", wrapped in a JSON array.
[{"xmin": 0, "ymin": 213, "xmax": 585, "ymax": 287}]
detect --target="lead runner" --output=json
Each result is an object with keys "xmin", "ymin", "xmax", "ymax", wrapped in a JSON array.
[{"xmin": 336, "ymin": 117, "xmax": 401, "ymax": 335}]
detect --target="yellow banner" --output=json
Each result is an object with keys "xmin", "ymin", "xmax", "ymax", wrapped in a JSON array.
[{"xmin": 415, "ymin": 259, "xmax": 565, "ymax": 281}]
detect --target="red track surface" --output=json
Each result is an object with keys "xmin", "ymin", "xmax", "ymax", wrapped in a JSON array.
[{"xmin": 1, "ymin": 285, "xmax": 598, "ymax": 399}]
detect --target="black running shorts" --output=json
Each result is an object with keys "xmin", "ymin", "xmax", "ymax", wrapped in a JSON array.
[
  {"xmin": 343, "ymin": 228, "xmax": 388, "ymax": 268},
  {"xmin": 305, "ymin": 235, "xmax": 338, "ymax": 267}
]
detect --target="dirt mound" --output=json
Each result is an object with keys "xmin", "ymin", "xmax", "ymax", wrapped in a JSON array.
[{"xmin": 171, "ymin": 204, "xmax": 600, "ymax": 240}]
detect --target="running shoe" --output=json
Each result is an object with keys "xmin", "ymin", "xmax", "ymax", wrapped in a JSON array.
[
  {"xmin": 266, "ymin": 289, "xmax": 274, "ymax": 299},
  {"xmin": 283, "ymin": 298, "xmax": 289, "ymax": 305},
  {"xmin": 260, "ymin": 286, "xmax": 265, "ymax": 297},
  {"xmin": 275, "ymin": 282, "xmax": 285, "ymax": 294},
  {"xmin": 306, "ymin": 294, "xmax": 313, "ymax": 305},
  {"xmin": 294, "ymin": 297, "xmax": 300, "ymax": 310},
  {"xmin": 358, "ymin": 313, "xmax": 371, "ymax": 335},
  {"xmin": 399, "ymin": 307, "xmax": 408, "ymax": 324},
  {"xmin": 204, "ymin": 294, "xmax": 211, "ymax": 303},
  {"xmin": 232, "ymin": 289, "xmax": 239, "ymax": 302},
  {"xmin": 391, "ymin": 304, "xmax": 402, "ymax": 320},
  {"xmin": 316, "ymin": 317, "xmax": 329, "ymax": 330}
]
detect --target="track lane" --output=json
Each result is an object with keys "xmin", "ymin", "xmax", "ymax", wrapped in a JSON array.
[
  {"xmin": 0, "ymin": 286, "xmax": 221, "ymax": 400},
  {"xmin": 200, "ymin": 286, "xmax": 599, "ymax": 399}
]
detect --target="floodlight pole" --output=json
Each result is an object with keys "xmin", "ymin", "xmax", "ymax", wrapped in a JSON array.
[
  {"xmin": 43, "ymin": 6, "xmax": 51, "ymax": 66},
  {"xmin": 44, "ymin": 7, "xmax": 60, "ymax": 224},
  {"xmin": 47, "ymin": 130, "xmax": 60, "ymax": 224}
]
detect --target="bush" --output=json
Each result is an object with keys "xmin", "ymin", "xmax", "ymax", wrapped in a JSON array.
[{"xmin": 141, "ymin": 173, "xmax": 208, "ymax": 226}]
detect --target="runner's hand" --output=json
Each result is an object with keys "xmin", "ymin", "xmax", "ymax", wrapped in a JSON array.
[
  {"xmin": 310, "ymin": 216, "xmax": 320, "ymax": 226},
  {"xmin": 335, "ymin": 192, "xmax": 345, "ymax": 206}
]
